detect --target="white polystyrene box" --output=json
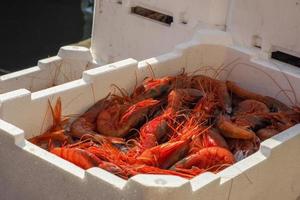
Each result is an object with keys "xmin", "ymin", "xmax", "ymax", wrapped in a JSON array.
[
  {"xmin": 0, "ymin": 0, "xmax": 230, "ymax": 96},
  {"xmin": 0, "ymin": 46, "xmax": 96, "ymax": 95},
  {"xmin": 1, "ymin": 0, "xmax": 299, "ymax": 99},
  {"xmin": 0, "ymin": 30, "xmax": 300, "ymax": 200},
  {"xmin": 91, "ymin": 0, "xmax": 230, "ymax": 63},
  {"xmin": 227, "ymin": 0, "xmax": 300, "ymax": 57}
]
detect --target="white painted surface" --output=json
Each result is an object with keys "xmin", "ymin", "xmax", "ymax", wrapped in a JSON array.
[{"xmin": 0, "ymin": 31, "xmax": 299, "ymax": 200}]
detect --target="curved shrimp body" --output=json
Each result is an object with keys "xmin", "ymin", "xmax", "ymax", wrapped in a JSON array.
[
  {"xmin": 86, "ymin": 146, "xmax": 111, "ymax": 162},
  {"xmin": 70, "ymin": 97, "xmax": 110, "ymax": 139},
  {"xmin": 217, "ymin": 116, "xmax": 256, "ymax": 140},
  {"xmin": 234, "ymin": 100, "xmax": 270, "ymax": 114},
  {"xmin": 229, "ymin": 99, "xmax": 270, "ymax": 132},
  {"xmin": 191, "ymin": 75, "xmax": 232, "ymax": 113},
  {"xmin": 50, "ymin": 147, "xmax": 101, "ymax": 170},
  {"xmin": 192, "ymin": 92, "xmax": 219, "ymax": 121},
  {"xmin": 165, "ymin": 88, "xmax": 203, "ymax": 114},
  {"xmin": 189, "ymin": 128, "xmax": 229, "ymax": 154},
  {"xmin": 201, "ymin": 131, "xmax": 227, "ymax": 149},
  {"xmin": 171, "ymin": 147, "xmax": 235, "ymax": 171},
  {"xmin": 137, "ymin": 140, "xmax": 190, "ymax": 169},
  {"xmin": 86, "ymin": 141, "xmax": 130, "ymax": 164},
  {"xmin": 132, "ymin": 72, "xmax": 192, "ymax": 101},
  {"xmin": 139, "ymin": 115, "xmax": 170, "ymax": 149},
  {"xmin": 255, "ymin": 111, "xmax": 300, "ymax": 140},
  {"xmin": 132, "ymin": 76, "xmax": 175, "ymax": 100},
  {"xmin": 226, "ymin": 81, "xmax": 291, "ymax": 112},
  {"xmin": 256, "ymin": 111, "xmax": 300, "ymax": 141},
  {"xmin": 139, "ymin": 89, "xmax": 203, "ymax": 149},
  {"xmin": 97, "ymin": 99, "xmax": 159, "ymax": 138},
  {"xmin": 233, "ymin": 115, "xmax": 268, "ymax": 131}
]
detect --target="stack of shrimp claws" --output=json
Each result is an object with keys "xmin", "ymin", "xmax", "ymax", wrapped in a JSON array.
[{"xmin": 29, "ymin": 73, "xmax": 300, "ymax": 179}]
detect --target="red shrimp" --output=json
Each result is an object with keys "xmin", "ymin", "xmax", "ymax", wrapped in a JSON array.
[
  {"xmin": 97, "ymin": 99, "xmax": 159, "ymax": 137},
  {"xmin": 171, "ymin": 147, "xmax": 235, "ymax": 172},
  {"xmin": 191, "ymin": 75, "xmax": 232, "ymax": 113}
]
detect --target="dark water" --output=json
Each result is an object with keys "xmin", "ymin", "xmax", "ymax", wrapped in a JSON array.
[{"xmin": 0, "ymin": 0, "xmax": 92, "ymax": 74}]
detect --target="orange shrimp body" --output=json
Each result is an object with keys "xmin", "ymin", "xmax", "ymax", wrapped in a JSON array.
[
  {"xmin": 191, "ymin": 75, "xmax": 232, "ymax": 113},
  {"xmin": 189, "ymin": 129, "xmax": 228, "ymax": 154},
  {"xmin": 30, "ymin": 73, "xmax": 299, "ymax": 180},
  {"xmin": 165, "ymin": 89, "xmax": 203, "ymax": 113},
  {"xmin": 137, "ymin": 140, "xmax": 190, "ymax": 169},
  {"xmin": 255, "ymin": 111, "xmax": 300, "ymax": 141},
  {"xmin": 192, "ymin": 92, "xmax": 218, "ymax": 118},
  {"xmin": 50, "ymin": 147, "xmax": 101, "ymax": 170},
  {"xmin": 137, "ymin": 115, "xmax": 209, "ymax": 169},
  {"xmin": 97, "ymin": 99, "xmax": 159, "ymax": 137},
  {"xmin": 226, "ymin": 81, "xmax": 291, "ymax": 112},
  {"xmin": 234, "ymin": 100, "xmax": 270, "ymax": 114},
  {"xmin": 171, "ymin": 147, "xmax": 235, "ymax": 171},
  {"xmin": 217, "ymin": 116, "xmax": 256, "ymax": 140},
  {"xmin": 132, "ymin": 76, "xmax": 175, "ymax": 100},
  {"xmin": 70, "ymin": 97, "xmax": 110, "ymax": 139},
  {"xmin": 139, "ymin": 88, "xmax": 203, "ymax": 149},
  {"xmin": 139, "ymin": 115, "xmax": 169, "ymax": 149}
]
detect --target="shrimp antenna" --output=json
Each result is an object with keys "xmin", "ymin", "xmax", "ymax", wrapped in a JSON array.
[
  {"xmin": 110, "ymin": 84, "xmax": 130, "ymax": 98},
  {"xmin": 225, "ymin": 62, "xmax": 295, "ymax": 105},
  {"xmin": 190, "ymin": 66, "xmax": 221, "ymax": 77},
  {"xmin": 39, "ymin": 98, "xmax": 57, "ymax": 135},
  {"xmin": 214, "ymin": 57, "xmax": 242, "ymax": 79},
  {"xmin": 145, "ymin": 62, "xmax": 156, "ymax": 78},
  {"xmin": 133, "ymin": 70, "xmax": 139, "ymax": 93}
]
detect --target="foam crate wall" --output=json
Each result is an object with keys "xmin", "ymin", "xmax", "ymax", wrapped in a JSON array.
[
  {"xmin": 0, "ymin": 46, "xmax": 94, "ymax": 94},
  {"xmin": 227, "ymin": 0, "xmax": 300, "ymax": 57},
  {"xmin": 0, "ymin": 31, "xmax": 300, "ymax": 200},
  {"xmin": 0, "ymin": 0, "xmax": 230, "ymax": 96},
  {"xmin": 91, "ymin": 0, "xmax": 229, "ymax": 63}
]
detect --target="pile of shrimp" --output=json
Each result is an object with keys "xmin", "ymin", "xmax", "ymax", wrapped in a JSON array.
[{"xmin": 29, "ymin": 73, "xmax": 300, "ymax": 179}]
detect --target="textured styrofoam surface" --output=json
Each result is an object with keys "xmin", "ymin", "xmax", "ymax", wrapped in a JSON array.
[
  {"xmin": 2, "ymin": 0, "xmax": 300, "ymax": 98},
  {"xmin": 0, "ymin": 31, "xmax": 300, "ymax": 200},
  {"xmin": 0, "ymin": 0, "xmax": 229, "ymax": 95},
  {"xmin": 227, "ymin": 0, "xmax": 300, "ymax": 57},
  {"xmin": 91, "ymin": 0, "xmax": 300, "ymax": 63},
  {"xmin": 0, "ymin": 46, "xmax": 95, "ymax": 94},
  {"xmin": 91, "ymin": 0, "xmax": 229, "ymax": 63}
]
